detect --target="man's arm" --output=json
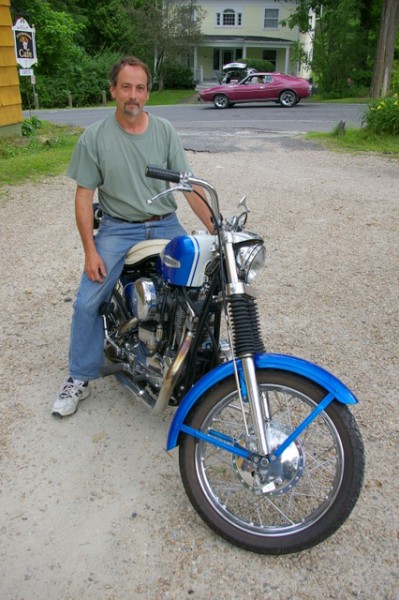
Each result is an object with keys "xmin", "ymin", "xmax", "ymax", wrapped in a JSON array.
[
  {"xmin": 75, "ymin": 186, "xmax": 107, "ymax": 283},
  {"xmin": 183, "ymin": 185, "xmax": 215, "ymax": 233}
]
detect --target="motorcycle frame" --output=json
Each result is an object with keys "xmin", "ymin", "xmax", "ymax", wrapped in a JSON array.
[{"xmin": 142, "ymin": 168, "xmax": 359, "ymax": 461}]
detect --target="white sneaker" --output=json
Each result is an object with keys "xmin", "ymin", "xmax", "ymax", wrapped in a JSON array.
[{"xmin": 52, "ymin": 377, "xmax": 90, "ymax": 417}]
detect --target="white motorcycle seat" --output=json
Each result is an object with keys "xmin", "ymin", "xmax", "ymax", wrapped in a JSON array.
[{"xmin": 125, "ymin": 239, "xmax": 169, "ymax": 266}]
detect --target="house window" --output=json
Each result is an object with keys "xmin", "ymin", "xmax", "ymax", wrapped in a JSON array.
[
  {"xmin": 264, "ymin": 8, "xmax": 279, "ymax": 29},
  {"xmin": 216, "ymin": 9, "xmax": 242, "ymax": 27}
]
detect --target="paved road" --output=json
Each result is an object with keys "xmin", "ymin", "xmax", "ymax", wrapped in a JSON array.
[{"xmin": 24, "ymin": 102, "xmax": 367, "ymax": 152}]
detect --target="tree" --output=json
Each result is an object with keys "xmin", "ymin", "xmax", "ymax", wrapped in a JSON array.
[
  {"xmin": 283, "ymin": 0, "xmax": 399, "ymax": 97},
  {"xmin": 10, "ymin": 0, "xmax": 119, "ymax": 107},
  {"xmin": 11, "ymin": 0, "xmax": 86, "ymax": 77},
  {"xmin": 282, "ymin": 0, "xmax": 372, "ymax": 93},
  {"xmin": 126, "ymin": 0, "xmax": 205, "ymax": 90},
  {"xmin": 369, "ymin": 0, "xmax": 399, "ymax": 97}
]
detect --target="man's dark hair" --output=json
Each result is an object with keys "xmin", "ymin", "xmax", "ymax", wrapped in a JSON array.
[{"xmin": 109, "ymin": 56, "xmax": 152, "ymax": 90}]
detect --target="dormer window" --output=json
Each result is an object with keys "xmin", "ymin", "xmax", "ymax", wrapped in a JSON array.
[{"xmin": 216, "ymin": 9, "xmax": 242, "ymax": 27}]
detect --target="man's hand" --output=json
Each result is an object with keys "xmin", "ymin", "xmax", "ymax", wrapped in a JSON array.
[{"xmin": 84, "ymin": 248, "xmax": 107, "ymax": 283}]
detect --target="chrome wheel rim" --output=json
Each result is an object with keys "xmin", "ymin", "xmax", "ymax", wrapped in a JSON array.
[{"xmin": 194, "ymin": 384, "xmax": 345, "ymax": 537}]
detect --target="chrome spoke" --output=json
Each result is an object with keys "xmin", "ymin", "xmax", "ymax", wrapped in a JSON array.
[{"xmin": 195, "ymin": 382, "xmax": 344, "ymax": 534}]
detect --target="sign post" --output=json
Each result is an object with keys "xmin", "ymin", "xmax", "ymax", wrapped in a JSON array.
[{"xmin": 12, "ymin": 18, "xmax": 39, "ymax": 109}]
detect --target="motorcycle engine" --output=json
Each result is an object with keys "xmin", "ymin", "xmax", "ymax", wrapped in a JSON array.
[
  {"xmin": 116, "ymin": 251, "xmax": 215, "ymax": 393},
  {"xmin": 130, "ymin": 278, "xmax": 158, "ymax": 321},
  {"xmin": 124, "ymin": 277, "xmax": 165, "ymax": 353}
]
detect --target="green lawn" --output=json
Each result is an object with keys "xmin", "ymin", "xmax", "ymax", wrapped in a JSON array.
[
  {"xmin": 307, "ymin": 127, "xmax": 399, "ymax": 156},
  {"xmin": 0, "ymin": 122, "xmax": 82, "ymax": 188},
  {"xmin": 147, "ymin": 89, "xmax": 197, "ymax": 105},
  {"xmin": 105, "ymin": 89, "xmax": 198, "ymax": 107}
]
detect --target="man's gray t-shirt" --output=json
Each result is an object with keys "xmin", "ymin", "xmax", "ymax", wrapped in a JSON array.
[{"xmin": 67, "ymin": 113, "xmax": 191, "ymax": 221}]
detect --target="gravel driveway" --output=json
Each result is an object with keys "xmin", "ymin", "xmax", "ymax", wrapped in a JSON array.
[{"xmin": 0, "ymin": 135, "xmax": 398, "ymax": 599}]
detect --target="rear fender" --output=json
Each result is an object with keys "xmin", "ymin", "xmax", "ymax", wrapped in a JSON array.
[{"xmin": 166, "ymin": 353, "xmax": 358, "ymax": 450}]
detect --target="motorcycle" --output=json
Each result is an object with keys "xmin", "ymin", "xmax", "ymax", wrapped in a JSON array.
[{"xmin": 97, "ymin": 165, "xmax": 365, "ymax": 555}]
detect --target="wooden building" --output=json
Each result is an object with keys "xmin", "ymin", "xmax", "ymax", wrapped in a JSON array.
[{"xmin": 0, "ymin": 0, "xmax": 23, "ymax": 136}]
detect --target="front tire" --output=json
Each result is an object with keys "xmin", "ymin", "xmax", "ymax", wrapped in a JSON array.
[
  {"xmin": 179, "ymin": 370, "xmax": 364, "ymax": 554},
  {"xmin": 213, "ymin": 94, "xmax": 230, "ymax": 109}
]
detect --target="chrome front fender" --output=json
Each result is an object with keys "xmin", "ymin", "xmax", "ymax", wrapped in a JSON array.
[{"xmin": 166, "ymin": 353, "xmax": 358, "ymax": 450}]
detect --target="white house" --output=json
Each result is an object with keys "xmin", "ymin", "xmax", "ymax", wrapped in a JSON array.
[{"xmin": 191, "ymin": 0, "xmax": 312, "ymax": 82}]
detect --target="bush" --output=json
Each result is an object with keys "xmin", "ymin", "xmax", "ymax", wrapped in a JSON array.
[
  {"xmin": 362, "ymin": 95, "xmax": 399, "ymax": 135},
  {"xmin": 245, "ymin": 59, "xmax": 275, "ymax": 72},
  {"xmin": 22, "ymin": 116, "xmax": 42, "ymax": 137},
  {"xmin": 161, "ymin": 62, "xmax": 195, "ymax": 89},
  {"xmin": 24, "ymin": 49, "xmax": 119, "ymax": 109}
]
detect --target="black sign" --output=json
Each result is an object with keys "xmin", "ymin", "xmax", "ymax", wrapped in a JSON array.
[{"xmin": 15, "ymin": 30, "xmax": 35, "ymax": 61}]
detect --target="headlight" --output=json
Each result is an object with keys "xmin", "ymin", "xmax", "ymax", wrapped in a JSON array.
[{"xmin": 235, "ymin": 243, "xmax": 266, "ymax": 283}]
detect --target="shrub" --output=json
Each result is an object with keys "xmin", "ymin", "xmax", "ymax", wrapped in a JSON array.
[
  {"xmin": 245, "ymin": 58, "xmax": 275, "ymax": 72},
  {"xmin": 161, "ymin": 62, "xmax": 195, "ymax": 89},
  {"xmin": 22, "ymin": 116, "xmax": 42, "ymax": 137},
  {"xmin": 362, "ymin": 95, "xmax": 399, "ymax": 135},
  {"xmin": 24, "ymin": 49, "xmax": 119, "ymax": 109}
]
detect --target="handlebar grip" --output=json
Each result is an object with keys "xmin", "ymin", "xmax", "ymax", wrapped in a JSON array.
[{"xmin": 145, "ymin": 165, "xmax": 181, "ymax": 184}]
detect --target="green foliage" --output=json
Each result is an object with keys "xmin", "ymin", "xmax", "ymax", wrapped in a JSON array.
[
  {"xmin": 308, "ymin": 126, "xmax": 399, "ymax": 156},
  {"xmin": 11, "ymin": 0, "xmax": 204, "ymax": 105},
  {"xmin": 362, "ymin": 95, "xmax": 399, "ymax": 135},
  {"xmin": 312, "ymin": 0, "xmax": 371, "ymax": 94},
  {"xmin": 124, "ymin": 0, "xmax": 205, "ymax": 91},
  {"xmin": 245, "ymin": 59, "xmax": 275, "ymax": 72},
  {"xmin": 391, "ymin": 60, "xmax": 399, "ymax": 93},
  {"xmin": 146, "ymin": 89, "xmax": 197, "ymax": 104},
  {"xmin": 283, "ymin": 0, "xmax": 387, "ymax": 97},
  {"xmin": 22, "ymin": 49, "xmax": 119, "ymax": 108},
  {"xmin": 160, "ymin": 62, "xmax": 195, "ymax": 89},
  {"xmin": 21, "ymin": 116, "xmax": 42, "ymax": 137}
]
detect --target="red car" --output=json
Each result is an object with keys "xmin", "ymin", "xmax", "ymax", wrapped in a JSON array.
[{"xmin": 199, "ymin": 72, "xmax": 312, "ymax": 109}]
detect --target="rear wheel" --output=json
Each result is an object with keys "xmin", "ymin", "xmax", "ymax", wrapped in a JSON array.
[
  {"xmin": 279, "ymin": 90, "xmax": 297, "ymax": 107},
  {"xmin": 213, "ymin": 94, "xmax": 230, "ymax": 109},
  {"xmin": 179, "ymin": 370, "xmax": 364, "ymax": 554}
]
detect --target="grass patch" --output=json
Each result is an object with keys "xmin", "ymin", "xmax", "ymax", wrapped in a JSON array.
[
  {"xmin": 315, "ymin": 96, "xmax": 371, "ymax": 104},
  {"xmin": 307, "ymin": 126, "xmax": 399, "ymax": 156},
  {"xmin": 147, "ymin": 89, "xmax": 197, "ymax": 105},
  {"xmin": 107, "ymin": 90, "xmax": 198, "ymax": 107},
  {"xmin": 0, "ymin": 121, "xmax": 82, "ymax": 187},
  {"xmin": 106, "ymin": 89, "xmax": 197, "ymax": 108},
  {"xmin": 306, "ymin": 94, "xmax": 371, "ymax": 104}
]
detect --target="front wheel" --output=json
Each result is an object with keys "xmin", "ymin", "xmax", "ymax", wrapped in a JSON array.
[
  {"xmin": 213, "ymin": 94, "xmax": 230, "ymax": 109},
  {"xmin": 179, "ymin": 370, "xmax": 364, "ymax": 554}
]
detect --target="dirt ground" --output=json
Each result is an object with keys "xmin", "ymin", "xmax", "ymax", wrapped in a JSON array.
[{"xmin": 0, "ymin": 136, "xmax": 398, "ymax": 600}]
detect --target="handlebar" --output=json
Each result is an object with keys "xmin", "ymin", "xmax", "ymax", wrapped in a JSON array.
[
  {"xmin": 145, "ymin": 165, "xmax": 221, "ymax": 222},
  {"xmin": 145, "ymin": 165, "xmax": 181, "ymax": 184}
]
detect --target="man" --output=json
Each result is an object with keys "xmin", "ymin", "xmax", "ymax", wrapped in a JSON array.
[{"xmin": 52, "ymin": 56, "xmax": 213, "ymax": 417}]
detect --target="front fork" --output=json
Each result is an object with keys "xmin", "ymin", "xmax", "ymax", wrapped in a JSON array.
[
  {"xmin": 223, "ymin": 234, "xmax": 270, "ymax": 456},
  {"xmin": 240, "ymin": 356, "xmax": 271, "ymax": 456}
]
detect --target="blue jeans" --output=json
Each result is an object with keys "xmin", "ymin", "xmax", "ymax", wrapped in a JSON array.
[{"xmin": 69, "ymin": 212, "xmax": 186, "ymax": 380}]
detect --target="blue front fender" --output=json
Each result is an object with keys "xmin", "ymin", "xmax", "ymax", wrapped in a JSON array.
[{"xmin": 166, "ymin": 353, "xmax": 358, "ymax": 451}]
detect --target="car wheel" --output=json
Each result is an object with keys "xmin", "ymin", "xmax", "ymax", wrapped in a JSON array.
[
  {"xmin": 279, "ymin": 90, "xmax": 297, "ymax": 107},
  {"xmin": 213, "ymin": 94, "xmax": 230, "ymax": 109}
]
